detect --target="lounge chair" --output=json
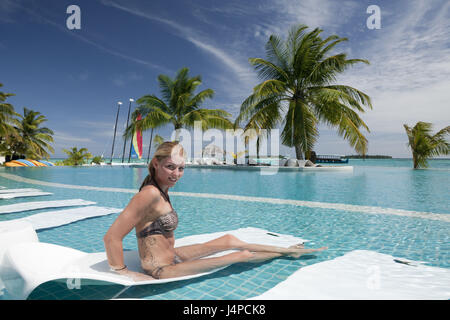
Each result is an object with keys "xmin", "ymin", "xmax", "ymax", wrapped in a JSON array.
[{"xmin": 0, "ymin": 221, "xmax": 306, "ymax": 300}]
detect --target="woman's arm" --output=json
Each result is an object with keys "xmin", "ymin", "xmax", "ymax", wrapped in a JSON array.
[{"xmin": 103, "ymin": 188, "xmax": 159, "ymax": 274}]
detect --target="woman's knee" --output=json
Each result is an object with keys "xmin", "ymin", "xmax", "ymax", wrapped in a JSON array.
[
  {"xmin": 222, "ymin": 234, "xmax": 245, "ymax": 248},
  {"xmin": 231, "ymin": 249, "xmax": 253, "ymax": 262}
]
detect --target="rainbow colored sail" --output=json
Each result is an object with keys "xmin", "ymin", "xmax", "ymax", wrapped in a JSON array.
[{"xmin": 130, "ymin": 113, "xmax": 143, "ymax": 159}]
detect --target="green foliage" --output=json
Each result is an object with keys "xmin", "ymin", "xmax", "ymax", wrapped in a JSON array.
[
  {"xmin": 14, "ymin": 107, "xmax": 54, "ymax": 159},
  {"xmin": 236, "ymin": 24, "xmax": 372, "ymax": 159},
  {"xmin": 0, "ymin": 83, "xmax": 54, "ymax": 160},
  {"xmin": 125, "ymin": 67, "xmax": 234, "ymax": 141},
  {"xmin": 62, "ymin": 147, "xmax": 92, "ymax": 166},
  {"xmin": 0, "ymin": 83, "xmax": 21, "ymax": 151},
  {"xmin": 404, "ymin": 122, "xmax": 450, "ymax": 169},
  {"xmin": 153, "ymin": 134, "xmax": 164, "ymax": 150},
  {"xmin": 91, "ymin": 155, "xmax": 104, "ymax": 165}
]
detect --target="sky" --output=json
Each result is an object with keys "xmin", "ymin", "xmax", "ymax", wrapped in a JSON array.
[{"xmin": 1, "ymin": 0, "xmax": 449, "ymax": 159}]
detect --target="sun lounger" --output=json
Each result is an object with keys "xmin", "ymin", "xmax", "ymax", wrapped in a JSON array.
[
  {"xmin": 0, "ymin": 222, "xmax": 306, "ymax": 299},
  {"xmin": 0, "ymin": 199, "xmax": 96, "ymax": 214},
  {"xmin": 0, "ymin": 188, "xmax": 43, "ymax": 194},
  {"xmin": 250, "ymin": 250, "xmax": 450, "ymax": 300},
  {"xmin": 0, "ymin": 191, "xmax": 53, "ymax": 199},
  {"xmin": 7, "ymin": 206, "xmax": 121, "ymax": 230}
]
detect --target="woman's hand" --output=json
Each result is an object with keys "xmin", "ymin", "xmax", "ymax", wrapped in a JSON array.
[{"xmin": 114, "ymin": 268, "xmax": 156, "ymax": 282}]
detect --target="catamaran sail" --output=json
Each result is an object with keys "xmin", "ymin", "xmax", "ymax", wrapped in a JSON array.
[{"xmin": 130, "ymin": 113, "xmax": 143, "ymax": 159}]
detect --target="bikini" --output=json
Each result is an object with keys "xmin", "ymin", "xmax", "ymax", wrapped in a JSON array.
[{"xmin": 137, "ymin": 178, "xmax": 182, "ymax": 278}]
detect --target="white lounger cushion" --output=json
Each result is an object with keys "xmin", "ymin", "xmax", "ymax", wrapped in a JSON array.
[
  {"xmin": 10, "ymin": 206, "xmax": 121, "ymax": 230},
  {"xmin": 0, "ymin": 199, "xmax": 96, "ymax": 214},
  {"xmin": 0, "ymin": 188, "xmax": 43, "ymax": 194},
  {"xmin": 0, "ymin": 192, "xmax": 53, "ymax": 199},
  {"xmin": 1, "ymin": 226, "xmax": 307, "ymax": 299},
  {"xmin": 251, "ymin": 250, "xmax": 450, "ymax": 300}
]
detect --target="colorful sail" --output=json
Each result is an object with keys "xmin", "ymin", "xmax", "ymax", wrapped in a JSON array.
[{"xmin": 130, "ymin": 113, "xmax": 143, "ymax": 159}]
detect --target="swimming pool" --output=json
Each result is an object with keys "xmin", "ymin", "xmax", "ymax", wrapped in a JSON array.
[{"xmin": 0, "ymin": 159, "xmax": 449, "ymax": 299}]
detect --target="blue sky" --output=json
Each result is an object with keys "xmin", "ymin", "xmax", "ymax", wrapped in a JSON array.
[{"xmin": 1, "ymin": 0, "xmax": 449, "ymax": 158}]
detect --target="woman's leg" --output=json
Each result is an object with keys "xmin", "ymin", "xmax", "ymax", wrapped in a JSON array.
[
  {"xmin": 152, "ymin": 246, "xmax": 327, "ymax": 279},
  {"xmin": 175, "ymin": 234, "xmax": 325, "ymax": 261},
  {"xmin": 174, "ymin": 234, "xmax": 242, "ymax": 261},
  {"xmin": 152, "ymin": 250, "xmax": 254, "ymax": 279}
]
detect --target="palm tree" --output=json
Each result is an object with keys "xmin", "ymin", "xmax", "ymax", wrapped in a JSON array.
[
  {"xmin": 234, "ymin": 115, "xmax": 268, "ymax": 162},
  {"xmin": 153, "ymin": 134, "xmax": 165, "ymax": 150},
  {"xmin": 404, "ymin": 122, "xmax": 449, "ymax": 169},
  {"xmin": 62, "ymin": 147, "xmax": 92, "ymax": 165},
  {"xmin": 125, "ymin": 67, "xmax": 234, "ymax": 142},
  {"xmin": 14, "ymin": 107, "xmax": 54, "ymax": 159},
  {"xmin": 236, "ymin": 24, "xmax": 372, "ymax": 159},
  {"xmin": 0, "ymin": 83, "xmax": 20, "ymax": 147}
]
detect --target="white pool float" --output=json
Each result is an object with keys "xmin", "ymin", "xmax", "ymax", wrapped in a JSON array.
[{"xmin": 0, "ymin": 221, "xmax": 306, "ymax": 300}]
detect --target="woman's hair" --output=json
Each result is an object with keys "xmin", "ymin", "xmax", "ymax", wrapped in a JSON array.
[{"xmin": 139, "ymin": 141, "xmax": 186, "ymax": 191}]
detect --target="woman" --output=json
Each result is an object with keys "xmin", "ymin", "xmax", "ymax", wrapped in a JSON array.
[{"xmin": 104, "ymin": 141, "xmax": 326, "ymax": 281}]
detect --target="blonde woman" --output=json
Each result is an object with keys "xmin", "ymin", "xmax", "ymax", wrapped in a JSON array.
[{"xmin": 104, "ymin": 141, "xmax": 326, "ymax": 280}]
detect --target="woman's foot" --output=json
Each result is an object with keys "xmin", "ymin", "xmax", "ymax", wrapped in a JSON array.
[{"xmin": 287, "ymin": 245, "xmax": 328, "ymax": 258}]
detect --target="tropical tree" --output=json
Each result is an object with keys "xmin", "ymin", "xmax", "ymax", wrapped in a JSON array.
[
  {"xmin": 91, "ymin": 155, "xmax": 104, "ymax": 165},
  {"xmin": 11, "ymin": 107, "xmax": 54, "ymax": 159},
  {"xmin": 153, "ymin": 134, "xmax": 165, "ymax": 150},
  {"xmin": 0, "ymin": 83, "xmax": 20, "ymax": 148},
  {"xmin": 236, "ymin": 24, "xmax": 372, "ymax": 159},
  {"xmin": 124, "ymin": 67, "xmax": 234, "ymax": 142},
  {"xmin": 62, "ymin": 147, "xmax": 92, "ymax": 165},
  {"xmin": 234, "ymin": 116, "xmax": 267, "ymax": 162},
  {"xmin": 403, "ymin": 122, "xmax": 450, "ymax": 169}
]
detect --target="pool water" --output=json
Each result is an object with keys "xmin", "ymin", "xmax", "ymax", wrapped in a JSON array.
[{"xmin": 0, "ymin": 159, "xmax": 449, "ymax": 299}]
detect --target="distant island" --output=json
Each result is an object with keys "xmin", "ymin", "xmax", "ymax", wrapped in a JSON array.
[{"xmin": 345, "ymin": 155, "xmax": 392, "ymax": 159}]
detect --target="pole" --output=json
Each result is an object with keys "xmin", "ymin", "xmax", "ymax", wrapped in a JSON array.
[
  {"xmin": 109, "ymin": 102, "xmax": 122, "ymax": 164},
  {"xmin": 121, "ymin": 99, "xmax": 133, "ymax": 163},
  {"xmin": 128, "ymin": 100, "xmax": 136, "ymax": 163},
  {"xmin": 147, "ymin": 128, "xmax": 154, "ymax": 163},
  {"xmin": 128, "ymin": 125, "xmax": 133, "ymax": 163}
]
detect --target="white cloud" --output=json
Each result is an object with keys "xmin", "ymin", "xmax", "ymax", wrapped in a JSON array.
[
  {"xmin": 0, "ymin": 0, "xmax": 20, "ymax": 23},
  {"xmin": 256, "ymin": 0, "xmax": 359, "ymax": 38},
  {"xmin": 53, "ymin": 131, "xmax": 93, "ymax": 143},
  {"xmin": 10, "ymin": 1, "xmax": 169, "ymax": 73},
  {"xmin": 100, "ymin": 0, "xmax": 257, "ymax": 89},
  {"xmin": 112, "ymin": 72, "xmax": 143, "ymax": 87}
]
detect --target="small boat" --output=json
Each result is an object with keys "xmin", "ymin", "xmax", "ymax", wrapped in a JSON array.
[
  {"xmin": 4, "ymin": 160, "xmax": 28, "ymax": 167},
  {"xmin": 315, "ymin": 154, "xmax": 349, "ymax": 164}
]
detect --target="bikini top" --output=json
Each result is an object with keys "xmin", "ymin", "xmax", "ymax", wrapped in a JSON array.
[{"xmin": 137, "ymin": 179, "xmax": 178, "ymax": 238}]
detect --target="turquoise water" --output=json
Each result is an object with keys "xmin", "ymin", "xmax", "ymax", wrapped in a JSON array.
[{"xmin": 0, "ymin": 159, "xmax": 449, "ymax": 299}]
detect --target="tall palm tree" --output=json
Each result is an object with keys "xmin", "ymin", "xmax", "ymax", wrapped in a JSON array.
[
  {"xmin": 124, "ymin": 67, "xmax": 233, "ymax": 142},
  {"xmin": 62, "ymin": 147, "xmax": 92, "ymax": 165},
  {"xmin": 14, "ymin": 107, "xmax": 54, "ymax": 159},
  {"xmin": 236, "ymin": 24, "xmax": 372, "ymax": 159},
  {"xmin": 404, "ymin": 122, "xmax": 449, "ymax": 169},
  {"xmin": 0, "ymin": 83, "xmax": 20, "ymax": 146}
]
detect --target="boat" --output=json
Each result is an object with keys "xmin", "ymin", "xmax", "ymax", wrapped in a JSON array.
[{"xmin": 315, "ymin": 154, "xmax": 349, "ymax": 164}]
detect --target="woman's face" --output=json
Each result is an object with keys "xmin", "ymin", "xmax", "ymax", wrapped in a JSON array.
[{"xmin": 154, "ymin": 155, "xmax": 185, "ymax": 188}]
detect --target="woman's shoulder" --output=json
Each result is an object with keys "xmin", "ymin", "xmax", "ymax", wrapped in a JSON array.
[
  {"xmin": 125, "ymin": 185, "xmax": 158, "ymax": 211},
  {"xmin": 137, "ymin": 184, "xmax": 161, "ymax": 203}
]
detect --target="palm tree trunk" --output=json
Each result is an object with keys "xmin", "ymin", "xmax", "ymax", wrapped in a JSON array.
[
  {"xmin": 147, "ymin": 128, "xmax": 153, "ymax": 163},
  {"xmin": 295, "ymin": 145, "xmax": 304, "ymax": 160},
  {"xmin": 174, "ymin": 127, "xmax": 181, "ymax": 141},
  {"xmin": 256, "ymin": 137, "xmax": 260, "ymax": 159}
]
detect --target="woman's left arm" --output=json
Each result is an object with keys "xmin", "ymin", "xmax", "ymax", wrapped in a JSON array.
[{"xmin": 103, "ymin": 190, "xmax": 157, "ymax": 271}]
